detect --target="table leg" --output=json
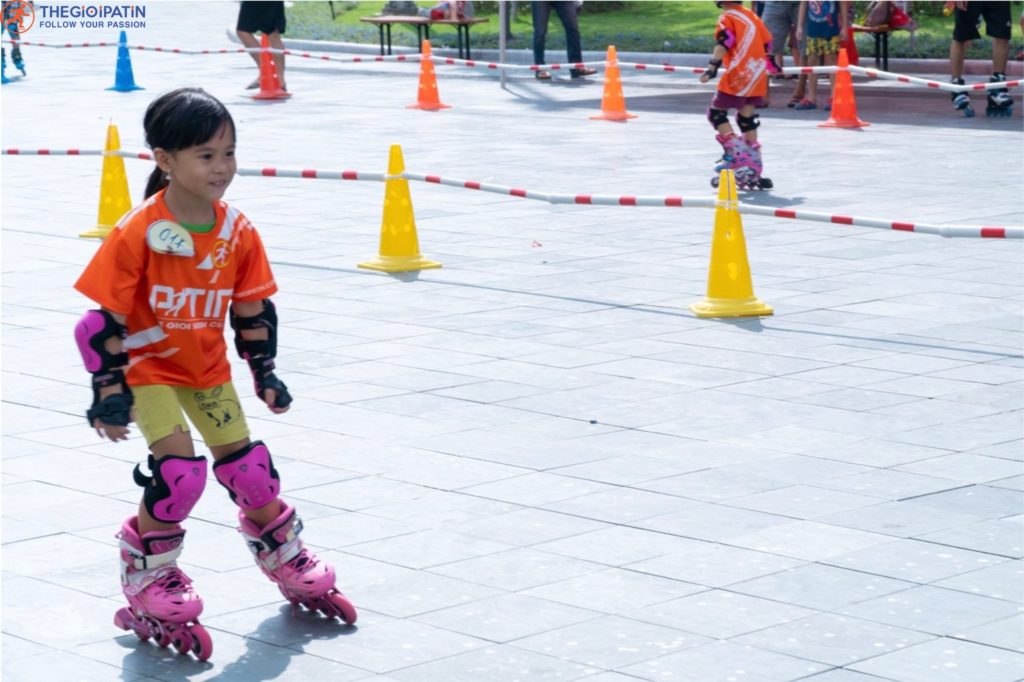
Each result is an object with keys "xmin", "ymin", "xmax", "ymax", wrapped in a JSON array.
[
  {"xmin": 881, "ymin": 32, "xmax": 889, "ymax": 72},
  {"xmin": 377, "ymin": 24, "xmax": 385, "ymax": 56},
  {"xmin": 416, "ymin": 25, "xmax": 423, "ymax": 52},
  {"xmin": 386, "ymin": 23, "xmax": 393, "ymax": 56},
  {"xmin": 873, "ymin": 32, "xmax": 881, "ymax": 69},
  {"xmin": 464, "ymin": 26, "xmax": 472, "ymax": 60}
]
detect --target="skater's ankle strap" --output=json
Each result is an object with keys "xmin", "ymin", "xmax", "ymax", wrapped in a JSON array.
[{"xmin": 122, "ymin": 543, "xmax": 182, "ymax": 571}]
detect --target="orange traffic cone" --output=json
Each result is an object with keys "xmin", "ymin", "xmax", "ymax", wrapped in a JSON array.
[
  {"xmin": 408, "ymin": 40, "xmax": 450, "ymax": 111},
  {"xmin": 252, "ymin": 33, "xmax": 290, "ymax": 100},
  {"xmin": 590, "ymin": 46, "xmax": 636, "ymax": 121},
  {"xmin": 820, "ymin": 48, "xmax": 868, "ymax": 128}
]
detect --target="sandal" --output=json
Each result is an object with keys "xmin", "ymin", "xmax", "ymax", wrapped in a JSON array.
[
  {"xmin": 787, "ymin": 95, "xmax": 802, "ymax": 108},
  {"xmin": 535, "ymin": 70, "xmax": 552, "ymax": 80},
  {"xmin": 794, "ymin": 99, "xmax": 817, "ymax": 110}
]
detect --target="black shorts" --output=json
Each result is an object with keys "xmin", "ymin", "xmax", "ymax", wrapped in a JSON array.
[
  {"xmin": 953, "ymin": 1, "xmax": 1011, "ymax": 42},
  {"xmin": 237, "ymin": 1, "xmax": 286, "ymax": 35}
]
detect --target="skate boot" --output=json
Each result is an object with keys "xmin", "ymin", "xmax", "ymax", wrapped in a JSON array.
[
  {"xmin": 711, "ymin": 133, "xmax": 745, "ymax": 187},
  {"xmin": 1, "ymin": 48, "xmax": 9, "ymax": 85},
  {"xmin": 951, "ymin": 77, "xmax": 975, "ymax": 117},
  {"xmin": 113, "ymin": 517, "xmax": 212, "ymax": 660},
  {"xmin": 10, "ymin": 44, "xmax": 24, "ymax": 76},
  {"xmin": 712, "ymin": 134, "xmax": 772, "ymax": 190},
  {"xmin": 734, "ymin": 139, "xmax": 773, "ymax": 190},
  {"xmin": 986, "ymin": 73, "xmax": 1013, "ymax": 118},
  {"xmin": 238, "ymin": 502, "xmax": 357, "ymax": 623}
]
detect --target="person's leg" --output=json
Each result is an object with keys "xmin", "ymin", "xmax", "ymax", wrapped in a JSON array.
[
  {"xmin": 991, "ymin": 37, "xmax": 1009, "ymax": 72},
  {"xmin": 737, "ymin": 103, "xmax": 758, "ymax": 144},
  {"xmin": 552, "ymin": 0, "xmax": 581, "ymax": 64},
  {"xmin": 136, "ymin": 427, "xmax": 200, "ymax": 535},
  {"xmin": 949, "ymin": 38, "xmax": 966, "ymax": 81},
  {"xmin": 825, "ymin": 50, "xmax": 838, "ymax": 105},
  {"xmin": 531, "ymin": 1, "xmax": 550, "ymax": 66},
  {"xmin": 237, "ymin": 29, "xmax": 261, "ymax": 68},
  {"xmin": 268, "ymin": 30, "xmax": 286, "ymax": 88}
]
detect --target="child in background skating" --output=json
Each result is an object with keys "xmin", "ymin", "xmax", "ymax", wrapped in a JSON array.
[
  {"xmin": 74, "ymin": 88, "xmax": 355, "ymax": 661},
  {"xmin": 796, "ymin": 1, "xmax": 848, "ymax": 110},
  {"xmin": 699, "ymin": 1, "xmax": 780, "ymax": 190}
]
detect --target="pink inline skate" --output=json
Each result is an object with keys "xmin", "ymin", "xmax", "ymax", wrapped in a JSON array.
[
  {"xmin": 712, "ymin": 133, "xmax": 773, "ymax": 190},
  {"xmin": 238, "ymin": 502, "xmax": 357, "ymax": 623},
  {"xmin": 113, "ymin": 517, "xmax": 212, "ymax": 660}
]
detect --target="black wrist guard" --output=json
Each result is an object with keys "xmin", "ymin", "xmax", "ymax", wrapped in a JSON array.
[
  {"xmin": 704, "ymin": 59, "xmax": 722, "ymax": 80},
  {"xmin": 87, "ymin": 370, "xmax": 134, "ymax": 425}
]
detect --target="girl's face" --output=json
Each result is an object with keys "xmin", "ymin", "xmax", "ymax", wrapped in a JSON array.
[{"xmin": 159, "ymin": 123, "xmax": 237, "ymax": 204}]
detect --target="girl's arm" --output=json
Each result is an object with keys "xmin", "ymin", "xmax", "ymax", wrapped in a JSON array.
[
  {"xmin": 797, "ymin": 1, "xmax": 807, "ymax": 40},
  {"xmin": 839, "ymin": 0, "xmax": 849, "ymax": 35}
]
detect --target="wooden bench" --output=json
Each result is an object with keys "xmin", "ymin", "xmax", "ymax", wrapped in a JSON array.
[
  {"xmin": 851, "ymin": 24, "xmax": 906, "ymax": 72},
  {"xmin": 360, "ymin": 15, "xmax": 489, "ymax": 60}
]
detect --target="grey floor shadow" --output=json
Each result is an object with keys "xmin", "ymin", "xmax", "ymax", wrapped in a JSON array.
[
  {"xmin": 391, "ymin": 270, "xmax": 423, "ymax": 282},
  {"xmin": 207, "ymin": 606, "xmax": 358, "ymax": 682},
  {"xmin": 737, "ymin": 192, "xmax": 808, "ymax": 208}
]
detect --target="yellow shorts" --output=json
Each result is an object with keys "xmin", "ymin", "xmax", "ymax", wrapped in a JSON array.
[
  {"xmin": 133, "ymin": 382, "xmax": 250, "ymax": 448},
  {"xmin": 806, "ymin": 36, "xmax": 841, "ymax": 57}
]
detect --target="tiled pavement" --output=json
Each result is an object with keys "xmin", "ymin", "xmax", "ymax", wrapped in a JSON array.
[{"xmin": 2, "ymin": 3, "xmax": 1022, "ymax": 681}]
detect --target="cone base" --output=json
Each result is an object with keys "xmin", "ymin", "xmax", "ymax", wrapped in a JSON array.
[
  {"xmin": 590, "ymin": 111, "xmax": 637, "ymax": 120},
  {"xmin": 358, "ymin": 255, "xmax": 443, "ymax": 273},
  {"xmin": 689, "ymin": 296, "xmax": 773, "ymax": 319},
  {"xmin": 818, "ymin": 118, "xmax": 870, "ymax": 128},
  {"xmin": 252, "ymin": 90, "xmax": 291, "ymax": 100},
  {"xmin": 407, "ymin": 103, "xmax": 451, "ymax": 110},
  {"xmin": 80, "ymin": 225, "xmax": 114, "ymax": 239},
  {"xmin": 107, "ymin": 85, "xmax": 144, "ymax": 92}
]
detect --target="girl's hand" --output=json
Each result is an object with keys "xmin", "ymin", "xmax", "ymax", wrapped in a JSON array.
[
  {"xmin": 262, "ymin": 388, "xmax": 290, "ymax": 414},
  {"xmin": 93, "ymin": 415, "xmax": 132, "ymax": 442}
]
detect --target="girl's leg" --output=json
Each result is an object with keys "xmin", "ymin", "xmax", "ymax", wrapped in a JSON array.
[
  {"xmin": 737, "ymin": 104, "xmax": 757, "ymax": 144},
  {"xmin": 136, "ymin": 426, "xmax": 197, "ymax": 536},
  {"xmin": 210, "ymin": 437, "xmax": 281, "ymax": 527}
]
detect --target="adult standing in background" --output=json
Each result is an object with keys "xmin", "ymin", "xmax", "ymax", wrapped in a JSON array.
[
  {"xmin": 531, "ymin": 1, "xmax": 597, "ymax": 81},
  {"xmin": 237, "ymin": 1, "xmax": 288, "ymax": 90}
]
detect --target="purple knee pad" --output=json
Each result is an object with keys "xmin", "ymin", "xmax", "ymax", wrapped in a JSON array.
[
  {"xmin": 133, "ymin": 455, "xmax": 208, "ymax": 523},
  {"xmin": 213, "ymin": 441, "xmax": 281, "ymax": 510},
  {"xmin": 75, "ymin": 309, "xmax": 128, "ymax": 373}
]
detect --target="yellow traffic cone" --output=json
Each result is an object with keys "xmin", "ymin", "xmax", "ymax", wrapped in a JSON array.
[
  {"xmin": 689, "ymin": 169, "xmax": 773, "ymax": 318},
  {"xmin": 358, "ymin": 144, "xmax": 442, "ymax": 273},
  {"xmin": 81, "ymin": 123, "xmax": 132, "ymax": 239}
]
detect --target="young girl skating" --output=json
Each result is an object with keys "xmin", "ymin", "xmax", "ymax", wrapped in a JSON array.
[{"xmin": 74, "ymin": 87, "xmax": 356, "ymax": 661}]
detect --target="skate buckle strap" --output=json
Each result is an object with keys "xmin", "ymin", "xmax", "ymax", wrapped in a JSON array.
[
  {"xmin": 122, "ymin": 543, "xmax": 182, "ymax": 571},
  {"xmin": 246, "ymin": 516, "xmax": 303, "ymax": 555}
]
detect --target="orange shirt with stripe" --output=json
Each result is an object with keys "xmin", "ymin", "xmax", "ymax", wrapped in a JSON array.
[
  {"xmin": 74, "ymin": 189, "xmax": 277, "ymax": 388},
  {"xmin": 716, "ymin": 5, "xmax": 773, "ymax": 98}
]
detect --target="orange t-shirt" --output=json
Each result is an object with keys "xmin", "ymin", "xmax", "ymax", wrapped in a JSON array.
[
  {"xmin": 716, "ymin": 5, "xmax": 772, "ymax": 98},
  {"xmin": 74, "ymin": 190, "xmax": 278, "ymax": 388}
]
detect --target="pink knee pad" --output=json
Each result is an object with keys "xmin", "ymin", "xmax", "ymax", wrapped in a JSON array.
[
  {"xmin": 133, "ymin": 455, "xmax": 208, "ymax": 523},
  {"xmin": 212, "ymin": 441, "xmax": 281, "ymax": 510}
]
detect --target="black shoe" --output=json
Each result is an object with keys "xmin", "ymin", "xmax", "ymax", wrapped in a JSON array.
[
  {"xmin": 570, "ymin": 67, "xmax": 597, "ymax": 79},
  {"xmin": 535, "ymin": 70, "xmax": 552, "ymax": 80}
]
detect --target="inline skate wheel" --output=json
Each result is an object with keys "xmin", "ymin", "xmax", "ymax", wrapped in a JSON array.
[
  {"xmin": 710, "ymin": 177, "xmax": 720, "ymax": 188},
  {"xmin": 189, "ymin": 624, "xmax": 213, "ymax": 661},
  {"xmin": 325, "ymin": 591, "xmax": 358, "ymax": 624},
  {"xmin": 759, "ymin": 177, "xmax": 774, "ymax": 190}
]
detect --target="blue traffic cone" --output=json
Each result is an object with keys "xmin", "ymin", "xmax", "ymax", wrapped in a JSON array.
[{"xmin": 107, "ymin": 31, "xmax": 143, "ymax": 92}]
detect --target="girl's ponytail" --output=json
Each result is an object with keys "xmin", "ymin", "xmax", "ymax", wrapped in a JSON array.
[{"xmin": 144, "ymin": 165, "xmax": 168, "ymax": 199}]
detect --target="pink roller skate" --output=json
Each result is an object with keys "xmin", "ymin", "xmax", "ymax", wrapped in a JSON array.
[
  {"xmin": 113, "ymin": 517, "xmax": 212, "ymax": 660},
  {"xmin": 238, "ymin": 502, "xmax": 357, "ymax": 623},
  {"xmin": 711, "ymin": 133, "xmax": 773, "ymax": 190}
]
